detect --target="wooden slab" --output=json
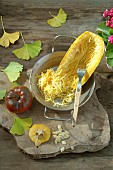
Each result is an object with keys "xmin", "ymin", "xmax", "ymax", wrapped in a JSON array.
[{"xmin": 0, "ymin": 72, "xmax": 110, "ymax": 159}]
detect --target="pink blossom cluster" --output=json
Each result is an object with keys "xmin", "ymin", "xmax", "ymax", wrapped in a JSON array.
[
  {"xmin": 108, "ymin": 35, "xmax": 113, "ymax": 44},
  {"xmin": 103, "ymin": 8, "xmax": 113, "ymax": 28}
]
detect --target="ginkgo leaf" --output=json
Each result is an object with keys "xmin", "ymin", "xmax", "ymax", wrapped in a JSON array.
[
  {"xmin": 0, "ymin": 31, "xmax": 20, "ymax": 48},
  {"xmin": 12, "ymin": 40, "xmax": 42, "ymax": 60},
  {"xmin": 0, "ymin": 89, "xmax": 6, "ymax": 100},
  {"xmin": 0, "ymin": 16, "xmax": 19, "ymax": 47},
  {"xmin": 10, "ymin": 117, "xmax": 32, "ymax": 135},
  {"xmin": 2, "ymin": 62, "xmax": 23, "ymax": 82},
  {"xmin": 47, "ymin": 8, "xmax": 67, "ymax": 27}
]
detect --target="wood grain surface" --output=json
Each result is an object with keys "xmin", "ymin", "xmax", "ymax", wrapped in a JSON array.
[{"xmin": 0, "ymin": 0, "xmax": 113, "ymax": 169}]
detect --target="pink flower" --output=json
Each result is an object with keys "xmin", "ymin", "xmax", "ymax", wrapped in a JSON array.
[
  {"xmin": 110, "ymin": 24, "xmax": 113, "ymax": 28},
  {"xmin": 103, "ymin": 9, "xmax": 109, "ymax": 17},
  {"xmin": 110, "ymin": 8, "xmax": 113, "ymax": 14},
  {"xmin": 106, "ymin": 16, "xmax": 113, "ymax": 28},
  {"xmin": 103, "ymin": 8, "xmax": 113, "ymax": 18},
  {"xmin": 106, "ymin": 20, "xmax": 110, "ymax": 26},
  {"xmin": 108, "ymin": 35, "xmax": 113, "ymax": 44}
]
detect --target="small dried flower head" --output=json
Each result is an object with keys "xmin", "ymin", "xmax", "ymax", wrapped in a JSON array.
[{"xmin": 108, "ymin": 35, "xmax": 113, "ymax": 44}]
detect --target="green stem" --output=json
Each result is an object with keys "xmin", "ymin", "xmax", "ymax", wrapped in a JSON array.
[
  {"xmin": 1, "ymin": 16, "xmax": 5, "ymax": 32},
  {"xmin": 49, "ymin": 12, "xmax": 55, "ymax": 18},
  {"xmin": 21, "ymin": 32, "xmax": 26, "ymax": 44}
]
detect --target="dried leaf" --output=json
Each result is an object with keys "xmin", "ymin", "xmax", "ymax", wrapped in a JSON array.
[
  {"xmin": 0, "ymin": 31, "xmax": 20, "ymax": 48},
  {"xmin": 0, "ymin": 16, "xmax": 19, "ymax": 47},
  {"xmin": 47, "ymin": 8, "xmax": 67, "ymax": 27}
]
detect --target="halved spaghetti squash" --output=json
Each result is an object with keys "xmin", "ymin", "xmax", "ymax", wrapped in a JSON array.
[{"xmin": 38, "ymin": 31, "xmax": 104, "ymax": 106}]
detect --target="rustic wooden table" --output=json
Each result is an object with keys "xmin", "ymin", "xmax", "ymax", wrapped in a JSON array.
[{"xmin": 0, "ymin": 0, "xmax": 113, "ymax": 169}]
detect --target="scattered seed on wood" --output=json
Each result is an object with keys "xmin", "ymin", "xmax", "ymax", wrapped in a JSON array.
[{"xmin": 60, "ymin": 147, "xmax": 65, "ymax": 153}]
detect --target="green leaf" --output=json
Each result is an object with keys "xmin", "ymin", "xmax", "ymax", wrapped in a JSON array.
[
  {"xmin": 109, "ymin": 28, "xmax": 113, "ymax": 35},
  {"xmin": 96, "ymin": 22, "xmax": 110, "ymax": 36},
  {"xmin": 2, "ymin": 62, "xmax": 23, "ymax": 82},
  {"xmin": 10, "ymin": 117, "xmax": 32, "ymax": 135},
  {"xmin": 12, "ymin": 41, "xmax": 42, "ymax": 60},
  {"xmin": 106, "ymin": 51, "xmax": 113, "ymax": 58},
  {"xmin": 47, "ymin": 8, "xmax": 67, "ymax": 27},
  {"xmin": 10, "ymin": 118, "xmax": 25, "ymax": 135},
  {"xmin": 106, "ymin": 43, "xmax": 113, "ymax": 52},
  {"xmin": 102, "ymin": 32, "xmax": 109, "ymax": 44},
  {"xmin": 106, "ymin": 58, "xmax": 113, "ymax": 66},
  {"xmin": 98, "ymin": 32, "xmax": 103, "ymax": 37},
  {"xmin": 0, "ymin": 89, "xmax": 6, "ymax": 100}
]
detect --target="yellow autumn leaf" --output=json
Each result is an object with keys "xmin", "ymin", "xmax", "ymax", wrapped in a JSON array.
[
  {"xmin": 0, "ymin": 16, "xmax": 20, "ymax": 48},
  {"xmin": 0, "ymin": 31, "xmax": 20, "ymax": 48}
]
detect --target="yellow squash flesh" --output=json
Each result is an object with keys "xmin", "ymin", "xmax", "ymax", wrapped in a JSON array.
[{"xmin": 56, "ymin": 31, "xmax": 104, "ymax": 86}]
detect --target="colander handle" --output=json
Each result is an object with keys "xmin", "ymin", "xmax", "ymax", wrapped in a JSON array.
[
  {"xmin": 44, "ymin": 107, "xmax": 72, "ymax": 122},
  {"xmin": 52, "ymin": 35, "xmax": 76, "ymax": 53}
]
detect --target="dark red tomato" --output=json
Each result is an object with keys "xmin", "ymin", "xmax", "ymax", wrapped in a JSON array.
[{"xmin": 5, "ymin": 86, "xmax": 33, "ymax": 113}]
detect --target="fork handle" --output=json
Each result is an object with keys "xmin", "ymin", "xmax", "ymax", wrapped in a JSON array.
[{"xmin": 72, "ymin": 87, "xmax": 82, "ymax": 126}]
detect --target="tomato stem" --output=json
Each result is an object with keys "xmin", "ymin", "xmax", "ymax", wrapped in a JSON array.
[
  {"xmin": 1, "ymin": 16, "xmax": 5, "ymax": 32},
  {"xmin": 21, "ymin": 32, "xmax": 26, "ymax": 44}
]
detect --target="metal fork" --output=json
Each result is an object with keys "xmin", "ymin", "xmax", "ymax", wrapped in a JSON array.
[{"xmin": 72, "ymin": 64, "xmax": 86, "ymax": 126}]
